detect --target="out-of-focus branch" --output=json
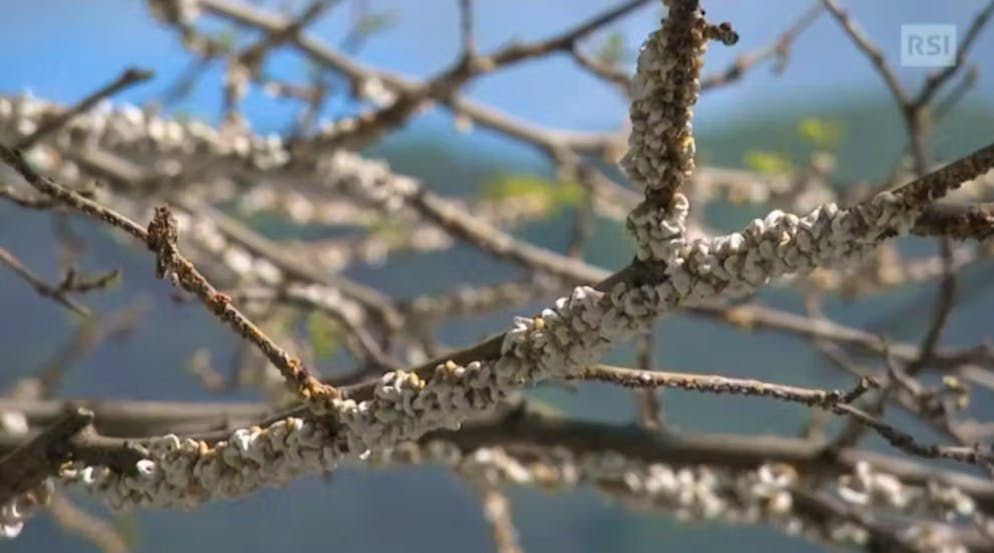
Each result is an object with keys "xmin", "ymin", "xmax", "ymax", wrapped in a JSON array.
[
  {"xmin": 0, "ymin": 247, "xmax": 91, "ymax": 317},
  {"xmin": 14, "ymin": 67, "xmax": 153, "ymax": 150},
  {"xmin": 912, "ymin": 0, "xmax": 994, "ymax": 108},
  {"xmin": 310, "ymin": 0, "xmax": 650, "ymax": 150},
  {"xmin": 471, "ymin": 482, "xmax": 523, "ymax": 553},
  {"xmin": 193, "ymin": 0, "xmax": 622, "ymax": 158},
  {"xmin": 0, "ymin": 145, "xmax": 339, "ymax": 407},
  {"xmin": 700, "ymin": 3, "xmax": 822, "ymax": 90},
  {"xmin": 0, "ymin": 407, "xmax": 93, "ymax": 507},
  {"xmin": 46, "ymin": 494, "xmax": 130, "ymax": 553},
  {"xmin": 913, "ymin": 202, "xmax": 994, "ymax": 241}
]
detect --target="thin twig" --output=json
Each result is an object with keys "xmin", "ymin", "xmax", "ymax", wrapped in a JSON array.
[
  {"xmin": 935, "ymin": 65, "xmax": 979, "ymax": 119},
  {"xmin": 907, "ymin": 237, "xmax": 958, "ymax": 375},
  {"xmin": 0, "ymin": 144, "xmax": 339, "ymax": 406},
  {"xmin": 58, "ymin": 267, "xmax": 121, "ymax": 294},
  {"xmin": 832, "ymin": 402, "xmax": 994, "ymax": 467},
  {"xmin": 0, "ymin": 185, "xmax": 56, "ymax": 209},
  {"xmin": 700, "ymin": 2, "xmax": 822, "ymax": 91},
  {"xmin": 458, "ymin": 0, "xmax": 477, "ymax": 59},
  {"xmin": 821, "ymin": 0, "xmax": 908, "ymax": 107},
  {"xmin": 0, "ymin": 146, "xmax": 148, "ymax": 241},
  {"xmin": 31, "ymin": 302, "xmax": 145, "ymax": 397},
  {"xmin": 305, "ymin": 0, "xmax": 650, "ymax": 150},
  {"xmin": 236, "ymin": 0, "xmax": 338, "ymax": 71},
  {"xmin": 913, "ymin": 201, "xmax": 994, "ymax": 241},
  {"xmin": 46, "ymin": 494, "xmax": 131, "ymax": 553},
  {"xmin": 471, "ymin": 481, "xmax": 524, "ymax": 553},
  {"xmin": 146, "ymin": 206, "xmax": 339, "ymax": 404},
  {"xmin": 579, "ymin": 364, "xmax": 994, "ymax": 467},
  {"xmin": 568, "ymin": 47, "xmax": 630, "ymax": 95},
  {"xmin": 912, "ymin": 0, "xmax": 994, "ymax": 108},
  {"xmin": 0, "ymin": 247, "xmax": 91, "ymax": 317},
  {"xmin": 574, "ymin": 364, "xmax": 879, "ymax": 410},
  {"xmin": 633, "ymin": 331, "xmax": 662, "ymax": 431}
]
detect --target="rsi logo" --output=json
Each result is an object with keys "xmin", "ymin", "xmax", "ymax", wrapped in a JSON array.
[{"xmin": 900, "ymin": 24, "xmax": 956, "ymax": 67}]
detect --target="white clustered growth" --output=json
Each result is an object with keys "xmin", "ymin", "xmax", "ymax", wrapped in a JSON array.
[
  {"xmin": 373, "ymin": 443, "xmax": 977, "ymax": 550},
  {"xmin": 147, "ymin": 0, "xmax": 200, "ymax": 25},
  {"xmin": 621, "ymin": 11, "xmax": 704, "ymax": 195},
  {"xmin": 316, "ymin": 153, "xmax": 420, "ymax": 214},
  {"xmin": 8, "ymin": 92, "xmax": 919, "ymax": 302},
  {"xmin": 627, "ymin": 193, "xmax": 690, "ymax": 262},
  {"xmin": 61, "ymin": 417, "xmax": 335, "ymax": 510},
  {"xmin": 237, "ymin": 188, "xmax": 379, "ymax": 227},
  {"xmin": 1, "ymin": 410, "xmax": 52, "ymax": 539},
  {"xmin": 899, "ymin": 523, "xmax": 969, "ymax": 553},
  {"xmin": 627, "ymin": 192, "xmax": 921, "ymax": 303},
  {"xmin": 47, "ymin": 184, "xmax": 931, "ymax": 513},
  {"xmin": 224, "ymin": 63, "xmax": 251, "ymax": 106},
  {"xmin": 407, "ymin": 277, "xmax": 561, "ymax": 321},
  {"xmin": 357, "ymin": 77, "xmax": 397, "ymax": 107},
  {"xmin": 0, "ymin": 1, "xmax": 985, "ymax": 544},
  {"xmin": 0, "ymin": 481, "xmax": 53, "ymax": 540},
  {"xmin": 0, "ymin": 411, "xmax": 29, "ymax": 436},
  {"xmin": 230, "ymin": 179, "xmax": 544, "ymax": 275},
  {"xmin": 370, "ymin": 443, "xmax": 800, "ymax": 526},
  {"xmin": 324, "ymin": 285, "xmax": 624, "ymax": 449},
  {"xmin": 26, "ymin": 425, "xmax": 981, "ymax": 552},
  {"xmin": 57, "ymin": 285, "xmax": 632, "ymax": 510},
  {"xmin": 836, "ymin": 462, "xmax": 977, "ymax": 523},
  {"xmin": 0, "ymin": 92, "xmax": 965, "ymax": 545},
  {"xmin": 0, "ymin": 95, "xmax": 291, "ymax": 171},
  {"xmin": 691, "ymin": 167, "xmax": 837, "ymax": 214},
  {"xmin": 925, "ymin": 481, "xmax": 977, "ymax": 521},
  {"xmin": 837, "ymin": 460, "xmax": 910, "ymax": 509},
  {"xmin": 168, "ymin": 211, "xmax": 282, "ymax": 288}
]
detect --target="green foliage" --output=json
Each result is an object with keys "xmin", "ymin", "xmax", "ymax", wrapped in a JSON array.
[
  {"xmin": 596, "ymin": 32, "xmax": 632, "ymax": 66},
  {"xmin": 211, "ymin": 29, "xmax": 238, "ymax": 54},
  {"xmin": 481, "ymin": 174, "xmax": 586, "ymax": 215},
  {"xmin": 738, "ymin": 118, "xmax": 842, "ymax": 180},
  {"xmin": 113, "ymin": 513, "xmax": 143, "ymax": 550},
  {"xmin": 365, "ymin": 218, "xmax": 404, "ymax": 239},
  {"xmin": 796, "ymin": 117, "xmax": 843, "ymax": 150},
  {"xmin": 742, "ymin": 150, "xmax": 793, "ymax": 176},
  {"xmin": 355, "ymin": 11, "xmax": 397, "ymax": 38},
  {"xmin": 171, "ymin": 110, "xmax": 210, "ymax": 125},
  {"xmin": 306, "ymin": 311, "xmax": 342, "ymax": 360}
]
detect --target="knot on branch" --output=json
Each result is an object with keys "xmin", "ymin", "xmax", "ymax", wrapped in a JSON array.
[
  {"xmin": 146, "ymin": 205, "xmax": 179, "ymax": 280},
  {"xmin": 704, "ymin": 21, "xmax": 740, "ymax": 46}
]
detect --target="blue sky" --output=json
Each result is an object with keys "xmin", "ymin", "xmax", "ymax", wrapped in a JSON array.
[{"xmin": 2, "ymin": 1, "xmax": 992, "ymax": 146}]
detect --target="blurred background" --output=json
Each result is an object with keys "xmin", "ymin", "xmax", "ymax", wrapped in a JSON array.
[{"xmin": 1, "ymin": 1, "xmax": 993, "ymax": 552}]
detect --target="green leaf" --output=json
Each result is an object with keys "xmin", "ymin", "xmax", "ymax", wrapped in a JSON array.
[
  {"xmin": 482, "ymin": 174, "xmax": 585, "ymax": 215},
  {"xmin": 365, "ymin": 219, "xmax": 407, "ymax": 245},
  {"xmin": 743, "ymin": 150, "xmax": 793, "ymax": 176},
  {"xmin": 355, "ymin": 11, "xmax": 397, "ymax": 37},
  {"xmin": 306, "ymin": 311, "xmax": 341, "ymax": 360},
  {"xmin": 552, "ymin": 180, "xmax": 586, "ymax": 207},
  {"xmin": 113, "ymin": 513, "xmax": 143, "ymax": 549},
  {"xmin": 596, "ymin": 32, "xmax": 630, "ymax": 67},
  {"xmin": 211, "ymin": 29, "xmax": 238, "ymax": 54},
  {"xmin": 796, "ymin": 117, "xmax": 842, "ymax": 149}
]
